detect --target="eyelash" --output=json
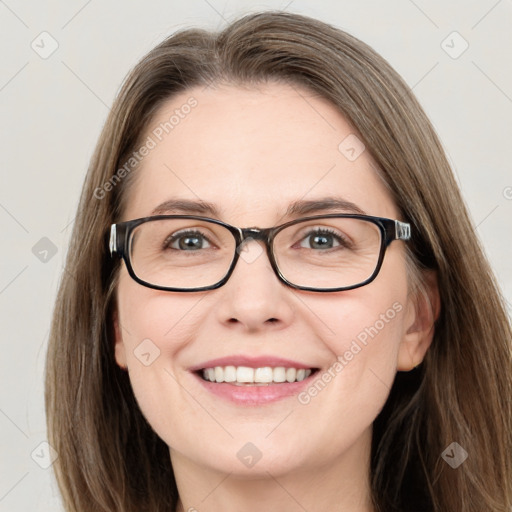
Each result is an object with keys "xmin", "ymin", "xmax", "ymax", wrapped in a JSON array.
[
  {"xmin": 162, "ymin": 227, "xmax": 349, "ymax": 251},
  {"xmin": 299, "ymin": 227, "xmax": 349, "ymax": 248},
  {"xmin": 163, "ymin": 230, "xmax": 214, "ymax": 250}
]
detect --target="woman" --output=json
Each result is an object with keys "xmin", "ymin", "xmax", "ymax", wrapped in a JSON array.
[{"xmin": 45, "ymin": 11, "xmax": 512, "ymax": 512}]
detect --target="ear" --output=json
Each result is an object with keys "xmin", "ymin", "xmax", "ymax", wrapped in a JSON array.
[
  {"xmin": 397, "ymin": 270, "xmax": 440, "ymax": 371},
  {"xmin": 113, "ymin": 309, "xmax": 128, "ymax": 370}
]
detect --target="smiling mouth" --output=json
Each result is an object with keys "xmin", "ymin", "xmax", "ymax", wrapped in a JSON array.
[{"xmin": 197, "ymin": 365, "xmax": 319, "ymax": 385}]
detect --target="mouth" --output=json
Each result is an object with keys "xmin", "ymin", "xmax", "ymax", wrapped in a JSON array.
[
  {"xmin": 189, "ymin": 355, "xmax": 321, "ymax": 405},
  {"xmin": 196, "ymin": 365, "xmax": 319, "ymax": 386},
  {"xmin": 191, "ymin": 363, "xmax": 320, "ymax": 406}
]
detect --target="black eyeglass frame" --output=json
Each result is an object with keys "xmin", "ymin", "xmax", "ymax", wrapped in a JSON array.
[{"xmin": 109, "ymin": 214, "xmax": 411, "ymax": 293}]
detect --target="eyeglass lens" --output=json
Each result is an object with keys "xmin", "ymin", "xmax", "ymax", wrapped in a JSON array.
[{"xmin": 128, "ymin": 217, "xmax": 382, "ymax": 290}]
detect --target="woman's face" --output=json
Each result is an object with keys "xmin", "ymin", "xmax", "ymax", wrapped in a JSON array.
[{"xmin": 114, "ymin": 82, "xmax": 429, "ymax": 478}]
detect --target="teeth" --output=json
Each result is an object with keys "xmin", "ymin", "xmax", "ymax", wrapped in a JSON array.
[
  {"xmin": 254, "ymin": 367, "xmax": 273, "ymax": 382},
  {"xmin": 214, "ymin": 366, "xmax": 224, "ymax": 383},
  {"xmin": 273, "ymin": 367, "xmax": 286, "ymax": 383},
  {"xmin": 236, "ymin": 366, "xmax": 254, "ymax": 383},
  {"xmin": 286, "ymin": 367, "xmax": 296, "ymax": 383},
  {"xmin": 201, "ymin": 366, "xmax": 313, "ymax": 384},
  {"xmin": 224, "ymin": 365, "xmax": 236, "ymax": 382}
]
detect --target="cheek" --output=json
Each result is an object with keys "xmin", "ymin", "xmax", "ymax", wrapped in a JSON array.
[
  {"xmin": 116, "ymin": 272, "xmax": 201, "ymax": 356},
  {"xmin": 298, "ymin": 280, "xmax": 408, "ymax": 435},
  {"xmin": 114, "ymin": 275, "xmax": 205, "ymax": 437},
  {"xmin": 336, "ymin": 295, "xmax": 404, "ymax": 353},
  {"xmin": 317, "ymin": 292, "xmax": 405, "ymax": 391},
  {"xmin": 333, "ymin": 271, "xmax": 407, "ymax": 377}
]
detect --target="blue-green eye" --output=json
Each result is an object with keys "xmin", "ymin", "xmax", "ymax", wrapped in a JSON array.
[
  {"xmin": 164, "ymin": 230, "xmax": 212, "ymax": 251},
  {"xmin": 298, "ymin": 228, "xmax": 348, "ymax": 250}
]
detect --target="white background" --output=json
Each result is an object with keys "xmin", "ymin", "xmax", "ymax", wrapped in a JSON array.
[{"xmin": 0, "ymin": 0, "xmax": 511, "ymax": 510}]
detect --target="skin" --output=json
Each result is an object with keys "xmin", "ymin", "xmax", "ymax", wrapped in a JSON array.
[{"xmin": 113, "ymin": 82, "xmax": 439, "ymax": 512}]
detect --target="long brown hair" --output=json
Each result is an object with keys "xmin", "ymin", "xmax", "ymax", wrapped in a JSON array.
[{"xmin": 46, "ymin": 11, "xmax": 512, "ymax": 511}]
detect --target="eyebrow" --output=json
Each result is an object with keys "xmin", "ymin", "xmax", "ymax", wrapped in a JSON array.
[
  {"xmin": 150, "ymin": 196, "xmax": 366, "ymax": 218},
  {"xmin": 285, "ymin": 197, "xmax": 366, "ymax": 216},
  {"xmin": 151, "ymin": 199, "xmax": 220, "ymax": 217}
]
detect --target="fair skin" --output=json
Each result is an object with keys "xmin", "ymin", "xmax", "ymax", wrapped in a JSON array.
[{"xmin": 114, "ymin": 82, "xmax": 438, "ymax": 512}]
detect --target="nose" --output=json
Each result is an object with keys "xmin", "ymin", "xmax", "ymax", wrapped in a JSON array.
[{"xmin": 214, "ymin": 238, "xmax": 295, "ymax": 332}]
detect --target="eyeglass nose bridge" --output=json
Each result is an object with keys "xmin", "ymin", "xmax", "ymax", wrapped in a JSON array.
[
  {"xmin": 237, "ymin": 227, "xmax": 273, "ymax": 250},
  {"xmin": 233, "ymin": 227, "xmax": 279, "ymax": 268}
]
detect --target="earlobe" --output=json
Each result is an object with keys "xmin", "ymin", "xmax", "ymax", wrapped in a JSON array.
[
  {"xmin": 113, "ymin": 309, "xmax": 128, "ymax": 370},
  {"xmin": 397, "ymin": 270, "xmax": 440, "ymax": 371}
]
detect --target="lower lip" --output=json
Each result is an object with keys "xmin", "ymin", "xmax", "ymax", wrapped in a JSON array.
[{"xmin": 192, "ymin": 371, "xmax": 318, "ymax": 406}]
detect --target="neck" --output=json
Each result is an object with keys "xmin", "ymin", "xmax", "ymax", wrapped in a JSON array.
[{"xmin": 171, "ymin": 428, "xmax": 375, "ymax": 512}]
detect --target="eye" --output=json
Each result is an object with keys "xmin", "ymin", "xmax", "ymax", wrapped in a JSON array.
[
  {"xmin": 164, "ymin": 230, "xmax": 213, "ymax": 251},
  {"xmin": 298, "ymin": 228, "xmax": 348, "ymax": 250}
]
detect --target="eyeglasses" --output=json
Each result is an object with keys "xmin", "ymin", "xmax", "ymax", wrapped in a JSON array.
[{"xmin": 108, "ymin": 214, "xmax": 411, "ymax": 293}]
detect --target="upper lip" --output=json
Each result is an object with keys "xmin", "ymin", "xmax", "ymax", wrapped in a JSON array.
[{"xmin": 189, "ymin": 355, "xmax": 317, "ymax": 372}]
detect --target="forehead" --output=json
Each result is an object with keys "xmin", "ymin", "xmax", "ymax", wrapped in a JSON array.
[{"xmin": 122, "ymin": 82, "xmax": 397, "ymax": 224}]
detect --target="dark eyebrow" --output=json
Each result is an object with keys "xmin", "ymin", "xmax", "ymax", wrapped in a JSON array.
[
  {"xmin": 150, "ymin": 196, "xmax": 366, "ymax": 218},
  {"xmin": 284, "ymin": 197, "xmax": 367, "ymax": 216},
  {"xmin": 150, "ymin": 199, "xmax": 221, "ymax": 217}
]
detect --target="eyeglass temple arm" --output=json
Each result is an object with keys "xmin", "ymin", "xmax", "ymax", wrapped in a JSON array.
[
  {"xmin": 109, "ymin": 224, "xmax": 117, "ymax": 256},
  {"xmin": 395, "ymin": 220, "xmax": 411, "ymax": 241},
  {"xmin": 110, "ymin": 224, "xmax": 128, "ymax": 258}
]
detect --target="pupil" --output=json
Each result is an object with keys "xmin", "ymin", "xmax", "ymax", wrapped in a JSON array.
[
  {"xmin": 311, "ymin": 234, "xmax": 332, "ymax": 249},
  {"xmin": 179, "ymin": 236, "xmax": 201, "ymax": 250}
]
